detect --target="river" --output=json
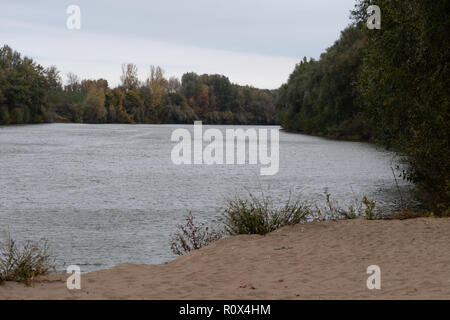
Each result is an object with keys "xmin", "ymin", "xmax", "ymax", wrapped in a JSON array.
[{"xmin": 0, "ymin": 124, "xmax": 415, "ymax": 271}]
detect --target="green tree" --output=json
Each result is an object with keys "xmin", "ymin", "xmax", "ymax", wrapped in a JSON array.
[
  {"xmin": 276, "ymin": 26, "xmax": 367, "ymax": 136},
  {"xmin": 82, "ymin": 85, "xmax": 107, "ymax": 123},
  {"xmin": 0, "ymin": 45, "xmax": 48, "ymax": 124},
  {"xmin": 352, "ymin": 0, "xmax": 450, "ymax": 213}
]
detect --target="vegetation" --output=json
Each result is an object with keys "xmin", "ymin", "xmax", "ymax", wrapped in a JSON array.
[
  {"xmin": 0, "ymin": 45, "xmax": 277, "ymax": 126},
  {"xmin": 222, "ymin": 192, "xmax": 313, "ymax": 235},
  {"xmin": 354, "ymin": 0, "xmax": 449, "ymax": 215},
  {"xmin": 0, "ymin": 235, "xmax": 55, "ymax": 285},
  {"xmin": 0, "ymin": 46, "xmax": 51, "ymax": 124},
  {"xmin": 169, "ymin": 191, "xmax": 384, "ymax": 255},
  {"xmin": 170, "ymin": 212, "xmax": 222, "ymax": 256},
  {"xmin": 277, "ymin": 1, "xmax": 449, "ymax": 214},
  {"xmin": 276, "ymin": 26, "xmax": 368, "ymax": 139},
  {"xmin": 315, "ymin": 192, "xmax": 361, "ymax": 221}
]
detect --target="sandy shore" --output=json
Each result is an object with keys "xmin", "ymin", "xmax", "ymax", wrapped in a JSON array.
[{"xmin": 1, "ymin": 217, "xmax": 449, "ymax": 300}]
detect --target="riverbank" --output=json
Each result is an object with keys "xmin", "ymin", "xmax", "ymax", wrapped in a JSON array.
[
  {"xmin": 1, "ymin": 217, "xmax": 449, "ymax": 300},
  {"xmin": 280, "ymin": 127, "xmax": 376, "ymax": 143}
]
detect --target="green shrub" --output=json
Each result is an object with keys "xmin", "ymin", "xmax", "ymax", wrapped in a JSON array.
[
  {"xmin": 362, "ymin": 196, "xmax": 378, "ymax": 220},
  {"xmin": 222, "ymin": 192, "xmax": 313, "ymax": 235}
]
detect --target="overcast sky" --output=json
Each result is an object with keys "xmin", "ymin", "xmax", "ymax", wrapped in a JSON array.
[{"xmin": 0, "ymin": 0, "xmax": 356, "ymax": 89}]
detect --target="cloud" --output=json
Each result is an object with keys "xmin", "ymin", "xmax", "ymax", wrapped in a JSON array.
[
  {"xmin": 1, "ymin": 20, "xmax": 298, "ymax": 89},
  {"xmin": 0, "ymin": 0, "xmax": 355, "ymax": 88}
]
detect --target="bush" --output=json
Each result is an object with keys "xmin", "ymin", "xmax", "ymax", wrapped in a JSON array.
[
  {"xmin": 170, "ymin": 212, "xmax": 222, "ymax": 256},
  {"xmin": 168, "ymin": 192, "xmax": 389, "ymax": 257},
  {"xmin": 0, "ymin": 235, "xmax": 55, "ymax": 285},
  {"xmin": 222, "ymin": 192, "xmax": 313, "ymax": 235},
  {"xmin": 316, "ymin": 192, "xmax": 381, "ymax": 221},
  {"xmin": 315, "ymin": 192, "xmax": 360, "ymax": 221}
]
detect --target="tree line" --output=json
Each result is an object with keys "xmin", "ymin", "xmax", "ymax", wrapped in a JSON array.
[
  {"xmin": 276, "ymin": 0, "xmax": 449, "ymax": 214},
  {"xmin": 0, "ymin": 45, "xmax": 277, "ymax": 126},
  {"xmin": 277, "ymin": 25, "xmax": 367, "ymax": 138}
]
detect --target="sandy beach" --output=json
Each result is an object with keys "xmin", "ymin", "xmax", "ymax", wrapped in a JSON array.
[{"xmin": 1, "ymin": 217, "xmax": 449, "ymax": 300}]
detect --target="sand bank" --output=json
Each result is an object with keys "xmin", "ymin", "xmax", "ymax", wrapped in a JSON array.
[{"xmin": 1, "ymin": 217, "xmax": 449, "ymax": 299}]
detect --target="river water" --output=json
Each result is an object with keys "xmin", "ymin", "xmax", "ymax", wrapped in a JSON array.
[{"xmin": 0, "ymin": 124, "xmax": 415, "ymax": 272}]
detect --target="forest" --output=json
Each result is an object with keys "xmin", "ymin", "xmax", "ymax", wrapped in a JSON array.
[
  {"xmin": 277, "ymin": 25, "xmax": 367, "ymax": 139},
  {"xmin": 0, "ymin": 46, "xmax": 277, "ymax": 126},
  {"xmin": 276, "ymin": 0, "xmax": 449, "ymax": 214}
]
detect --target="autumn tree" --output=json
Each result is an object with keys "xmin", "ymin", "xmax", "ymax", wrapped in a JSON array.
[
  {"xmin": 120, "ymin": 63, "xmax": 139, "ymax": 92},
  {"xmin": 146, "ymin": 65, "xmax": 167, "ymax": 108},
  {"xmin": 0, "ymin": 46, "xmax": 278, "ymax": 126},
  {"xmin": 82, "ymin": 84, "xmax": 107, "ymax": 123}
]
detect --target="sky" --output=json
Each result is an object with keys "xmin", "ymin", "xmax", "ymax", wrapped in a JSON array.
[{"xmin": 0, "ymin": 0, "xmax": 356, "ymax": 89}]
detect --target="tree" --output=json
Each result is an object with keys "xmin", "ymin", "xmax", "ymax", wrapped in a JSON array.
[
  {"xmin": 44, "ymin": 65, "xmax": 62, "ymax": 91},
  {"xmin": 0, "ymin": 45, "xmax": 48, "ymax": 124},
  {"xmin": 65, "ymin": 72, "xmax": 80, "ymax": 92},
  {"xmin": 276, "ymin": 26, "xmax": 366, "ymax": 136},
  {"xmin": 181, "ymin": 72, "xmax": 200, "ymax": 100},
  {"xmin": 82, "ymin": 85, "xmax": 107, "ymax": 123},
  {"xmin": 120, "ymin": 63, "xmax": 139, "ymax": 92},
  {"xmin": 124, "ymin": 89, "xmax": 144, "ymax": 122},
  {"xmin": 146, "ymin": 65, "xmax": 167, "ymax": 108},
  {"xmin": 167, "ymin": 76, "xmax": 181, "ymax": 93},
  {"xmin": 352, "ymin": 0, "xmax": 450, "ymax": 213},
  {"xmin": 0, "ymin": 47, "xmax": 278, "ymax": 126}
]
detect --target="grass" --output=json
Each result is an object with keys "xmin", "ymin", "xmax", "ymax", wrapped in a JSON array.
[
  {"xmin": 315, "ymin": 192, "xmax": 382, "ymax": 221},
  {"xmin": 0, "ymin": 235, "xmax": 55, "ymax": 285},
  {"xmin": 315, "ymin": 192, "xmax": 361, "ymax": 221},
  {"xmin": 222, "ymin": 191, "xmax": 313, "ymax": 235}
]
